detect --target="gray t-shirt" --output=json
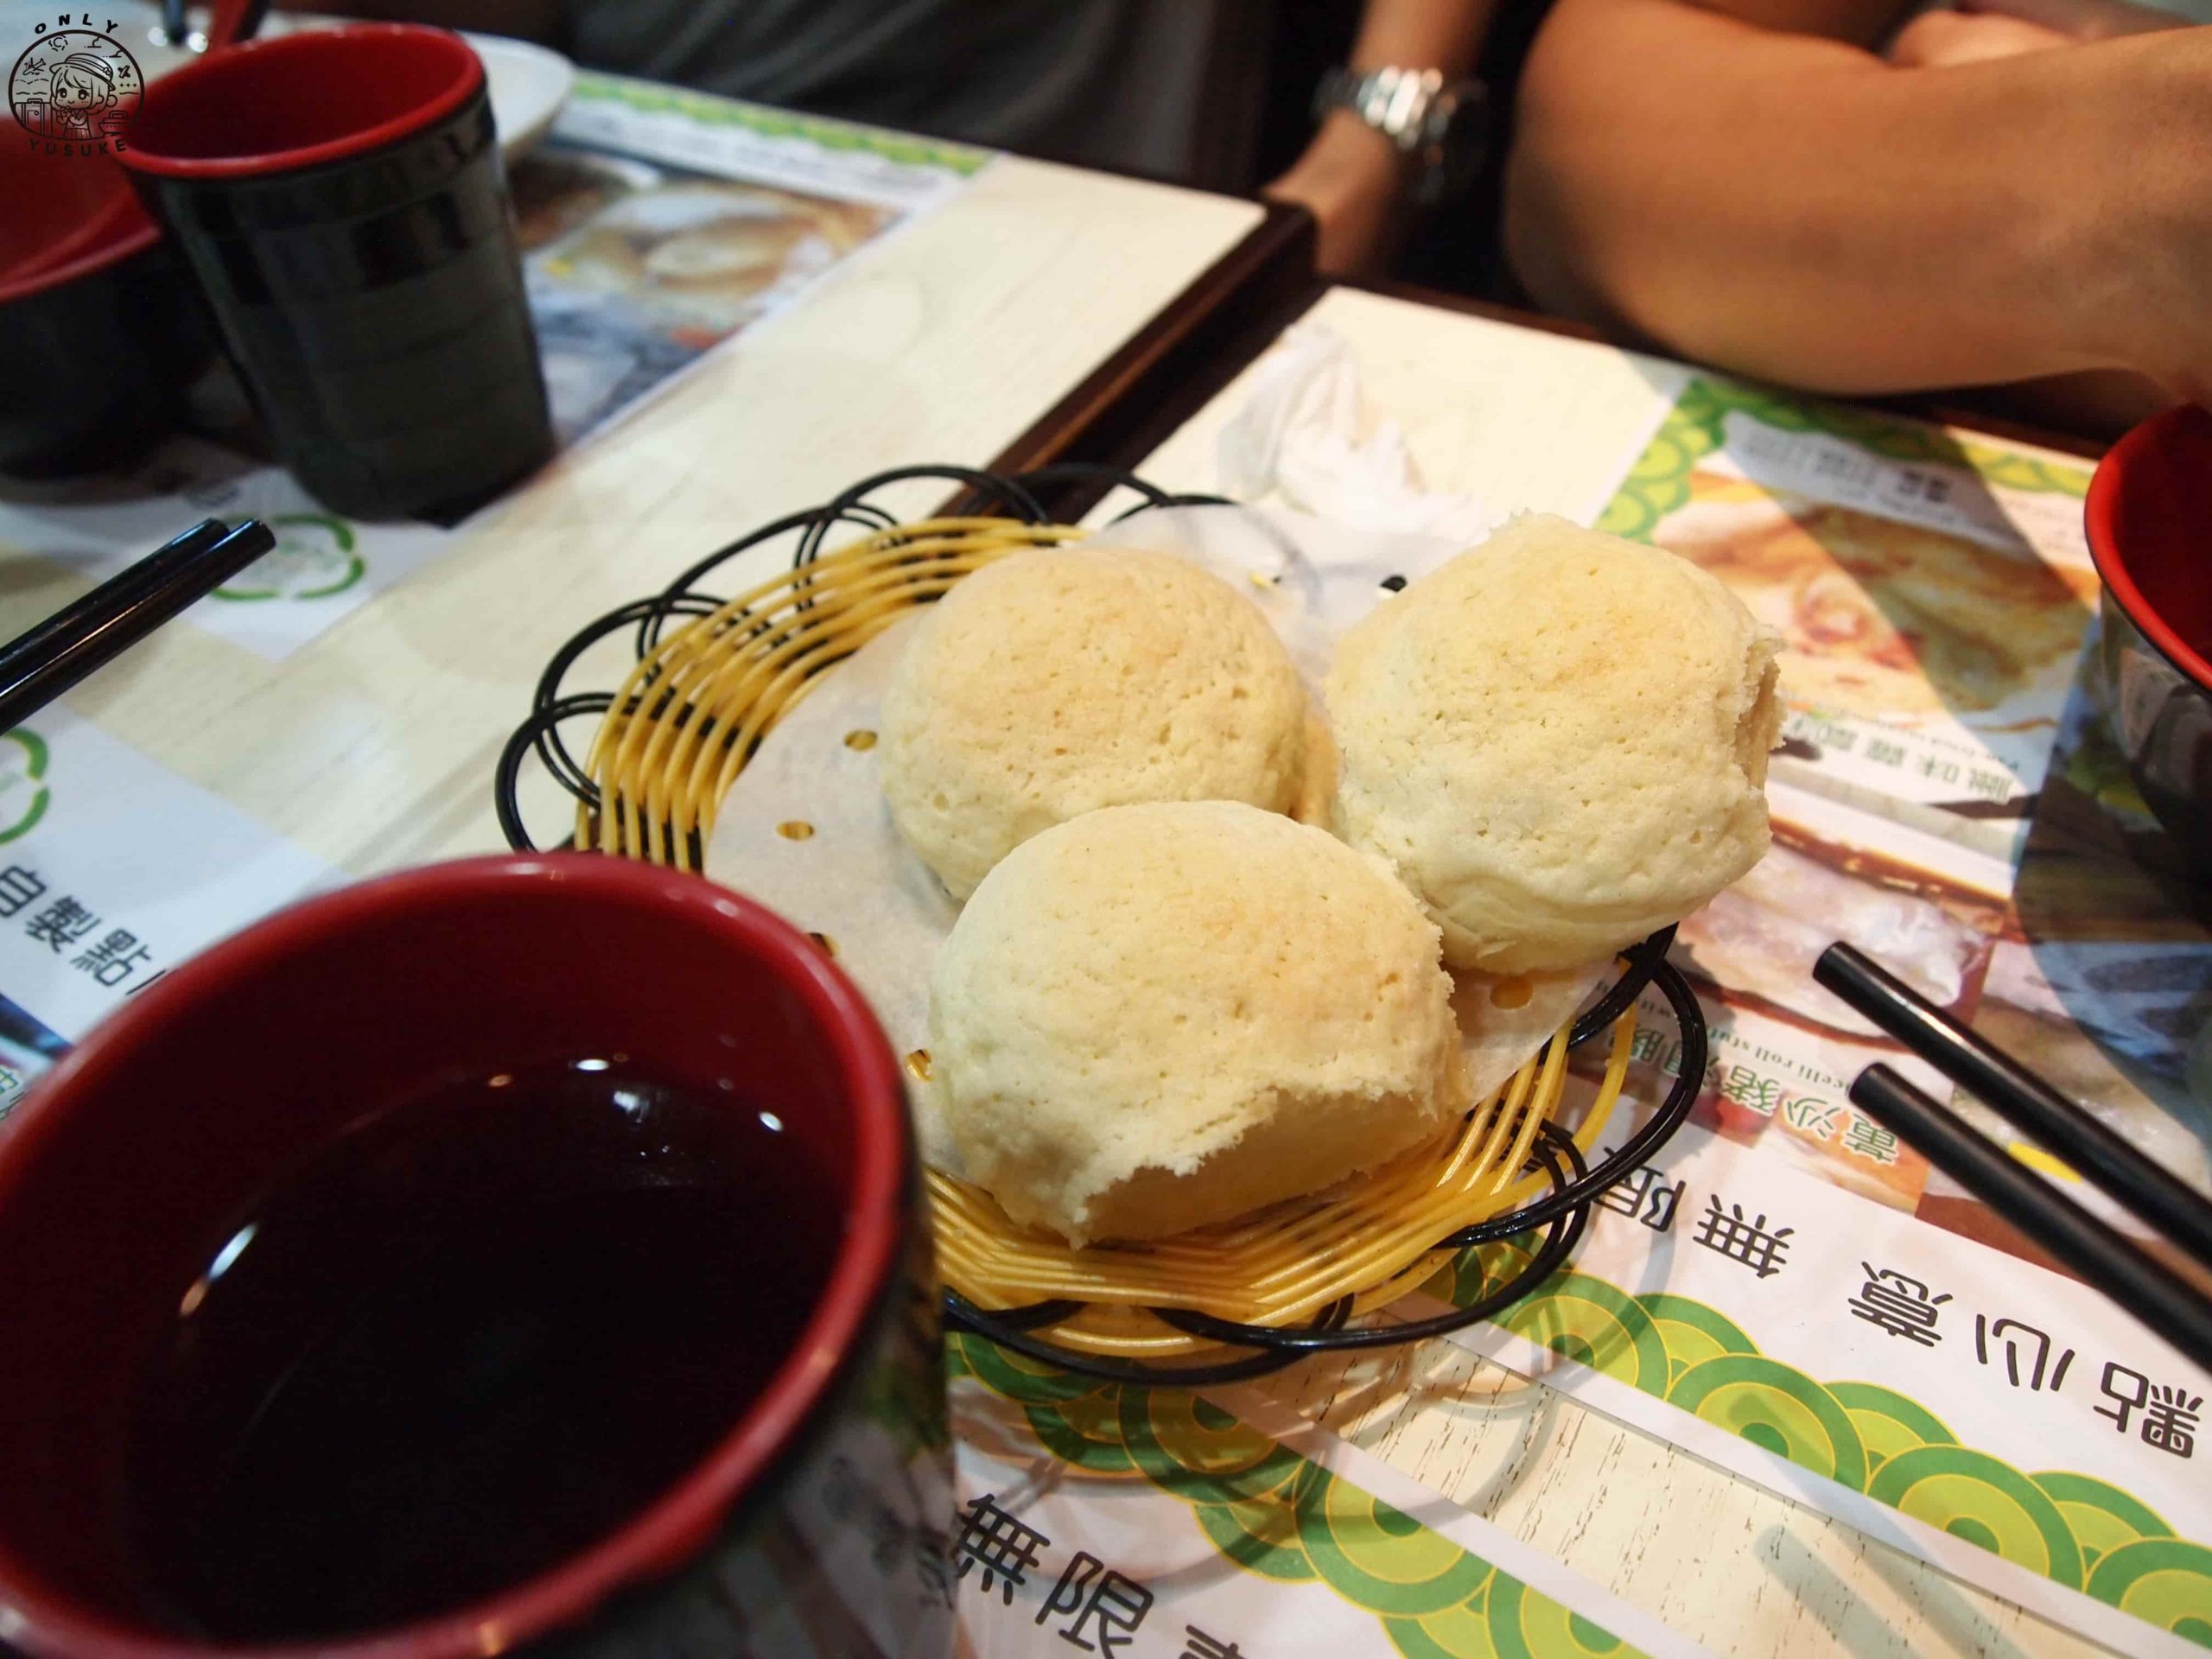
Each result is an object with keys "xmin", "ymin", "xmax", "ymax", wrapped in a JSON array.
[{"xmin": 570, "ymin": 0, "xmax": 1262, "ymax": 188}]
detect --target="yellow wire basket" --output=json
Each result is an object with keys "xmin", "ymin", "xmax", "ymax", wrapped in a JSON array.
[{"xmin": 496, "ymin": 473, "xmax": 1705, "ymax": 1382}]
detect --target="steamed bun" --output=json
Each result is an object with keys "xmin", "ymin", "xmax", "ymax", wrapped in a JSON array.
[
  {"xmin": 928, "ymin": 801, "xmax": 1469, "ymax": 1244},
  {"xmin": 1327, "ymin": 515, "xmax": 1783, "ymax": 974},
  {"xmin": 879, "ymin": 545, "xmax": 1310, "ymax": 899}
]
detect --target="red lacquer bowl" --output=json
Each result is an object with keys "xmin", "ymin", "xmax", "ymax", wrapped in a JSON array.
[{"xmin": 2085, "ymin": 405, "xmax": 2212, "ymax": 868}]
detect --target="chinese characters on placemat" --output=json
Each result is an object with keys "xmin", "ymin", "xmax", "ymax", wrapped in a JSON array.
[
  {"xmin": 1589, "ymin": 1127, "xmax": 2200, "ymax": 1480},
  {"xmin": 945, "ymin": 1334, "xmax": 1705, "ymax": 1659},
  {"xmin": 1434, "ymin": 1111, "xmax": 2210, "ymax": 1657},
  {"xmin": 955, "ymin": 1495, "xmax": 1161, "ymax": 1656},
  {"xmin": 1446, "ymin": 377, "xmax": 2212, "ymax": 1654},
  {"xmin": 0, "ymin": 709, "xmax": 331, "ymax": 1109},
  {"xmin": 0, "ymin": 74, "xmax": 986, "ymax": 662}
]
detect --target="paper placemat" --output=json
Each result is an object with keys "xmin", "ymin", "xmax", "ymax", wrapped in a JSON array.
[
  {"xmin": 950, "ymin": 1333, "xmax": 1710, "ymax": 1658},
  {"xmin": 1409, "ymin": 375, "xmax": 2210, "ymax": 1654},
  {"xmin": 0, "ymin": 705, "xmax": 334, "ymax": 1110}
]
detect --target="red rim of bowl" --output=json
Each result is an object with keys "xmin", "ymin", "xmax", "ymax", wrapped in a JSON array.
[
  {"xmin": 118, "ymin": 25, "xmax": 485, "ymax": 181},
  {"xmin": 0, "ymin": 216, "xmax": 159, "ymax": 307},
  {"xmin": 0, "ymin": 854, "xmax": 912, "ymax": 1659},
  {"xmin": 2086, "ymin": 404, "xmax": 2212, "ymax": 694}
]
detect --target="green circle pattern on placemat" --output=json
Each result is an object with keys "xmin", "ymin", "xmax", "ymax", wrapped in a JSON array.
[
  {"xmin": 1595, "ymin": 423, "xmax": 1705, "ymax": 541},
  {"xmin": 1828, "ymin": 1381, "xmax": 1957, "ymax": 1475},
  {"xmin": 1499, "ymin": 1273, "xmax": 1670, "ymax": 1395},
  {"xmin": 953, "ymin": 1358, "xmax": 1657, "ymax": 1658},
  {"xmin": 213, "ymin": 513, "xmax": 365, "ymax": 601},
  {"xmin": 957, "ymin": 1224, "xmax": 2202, "ymax": 1649},
  {"xmin": 1299, "ymin": 1458, "xmax": 1493, "ymax": 1618},
  {"xmin": 1192, "ymin": 1486, "xmax": 1320, "ymax": 1583},
  {"xmin": 1380, "ymin": 1602, "xmax": 1497, "ymax": 1659},
  {"xmin": 1666, "ymin": 1354, "xmax": 1868, "ymax": 1492},
  {"xmin": 1123, "ymin": 1388, "xmax": 1301, "ymax": 1504},
  {"xmin": 1866, "ymin": 1445, "xmax": 2083, "ymax": 1589},
  {"xmin": 1634, "ymin": 1293, "xmax": 1758, "ymax": 1390},
  {"xmin": 1420, "ymin": 1258, "xmax": 2209, "ymax": 1641},
  {"xmin": 0, "ymin": 727, "xmax": 50, "ymax": 845},
  {"xmin": 1432, "ymin": 1238, "xmax": 1537, "ymax": 1308},
  {"xmin": 947, "ymin": 1329, "xmax": 1105, "ymax": 1406},
  {"xmin": 2032, "ymin": 1471, "xmax": 2174, "ymax": 1574},
  {"xmin": 1027, "ymin": 1389, "xmax": 1135, "ymax": 1473},
  {"xmin": 2084, "ymin": 1538, "xmax": 2212, "ymax": 1649},
  {"xmin": 1493, "ymin": 1575, "xmax": 1627, "ymax": 1659},
  {"xmin": 1476, "ymin": 1273, "xmax": 2212, "ymax": 1645}
]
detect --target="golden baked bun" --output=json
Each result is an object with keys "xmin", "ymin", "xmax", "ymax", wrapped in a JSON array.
[
  {"xmin": 880, "ymin": 546, "xmax": 1309, "ymax": 899},
  {"xmin": 929, "ymin": 801, "xmax": 1470, "ymax": 1244},
  {"xmin": 1327, "ymin": 515, "xmax": 1783, "ymax": 975}
]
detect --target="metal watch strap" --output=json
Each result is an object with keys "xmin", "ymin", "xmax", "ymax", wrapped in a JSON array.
[{"xmin": 1313, "ymin": 65, "xmax": 1488, "ymax": 205}]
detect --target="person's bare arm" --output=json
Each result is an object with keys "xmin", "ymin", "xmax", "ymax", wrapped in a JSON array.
[
  {"xmin": 1265, "ymin": 0, "xmax": 1495, "ymax": 276},
  {"xmin": 1506, "ymin": 0, "xmax": 2212, "ymax": 404}
]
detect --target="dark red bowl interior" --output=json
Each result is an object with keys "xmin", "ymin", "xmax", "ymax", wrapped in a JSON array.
[
  {"xmin": 123, "ymin": 24, "xmax": 482, "ymax": 180},
  {"xmin": 0, "ymin": 855, "xmax": 907, "ymax": 1659},
  {"xmin": 2087, "ymin": 404, "xmax": 2212, "ymax": 692},
  {"xmin": 0, "ymin": 146, "xmax": 155, "ymax": 302}
]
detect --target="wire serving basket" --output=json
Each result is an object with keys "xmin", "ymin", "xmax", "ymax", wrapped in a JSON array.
[{"xmin": 494, "ymin": 463, "xmax": 1707, "ymax": 1384}]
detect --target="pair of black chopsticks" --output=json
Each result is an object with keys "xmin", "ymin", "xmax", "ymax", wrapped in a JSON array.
[
  {"xmin": 0, "ymin": 519, "xmax": 276, "ymax": 733},
  {"xmin": 1816, "ymin": 943, "xmax": 2212, "ymax": 1373}
]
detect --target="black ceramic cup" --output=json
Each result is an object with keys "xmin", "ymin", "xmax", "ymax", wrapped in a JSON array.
[
  {"xmin": 0, "ymin": 153, "xmax": 212, "ymax": 476},
  {"xmin": 118, "ymin": 26, "xmax": 553, "ymax": 519}
]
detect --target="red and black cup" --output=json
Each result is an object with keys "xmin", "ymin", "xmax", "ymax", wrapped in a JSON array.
[
  {"xmin": 0, "ymin": 156, "xmax": 212, "ymax": 476},
  {"xmin": 2085, "ymin": 405, "xmax": 2212, "ymax": 869},
  {"xmin": 120, "ymin": 26, "xmax": 553, "ymax": 520},
  {"xmin": 0, "ymin": 855, "xmax": 956, "ymax": 1659}
]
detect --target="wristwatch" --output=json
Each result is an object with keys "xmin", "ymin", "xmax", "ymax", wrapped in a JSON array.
[{"xmin": 1313, "ymin": 66, "xmax": 1490, "ymax": 206}]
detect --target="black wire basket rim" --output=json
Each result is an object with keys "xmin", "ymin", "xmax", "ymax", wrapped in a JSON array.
[
  {"xmin": 944, "ymin": 1135, "xmax": 1595, "ymax": 1388},
  {"xmin": 499, "ymin": 467, "xmax": 1254, "ymax": 857},
  {"xmin": 493, "ymin": 463, "xmax": 1712, "ymax": 1382},
  {"xmin": 944, "ymin": 958, "xmax": 1702, "ymax": 1375}
]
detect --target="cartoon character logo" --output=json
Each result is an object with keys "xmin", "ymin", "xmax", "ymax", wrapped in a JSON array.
[{"xmin": 9, "ymin": 17, "xmax": 143, "ymax": 154}]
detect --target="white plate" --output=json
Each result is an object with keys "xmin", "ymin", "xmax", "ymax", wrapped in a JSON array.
[
  {"xmin": 119, "ymin": 5, "xmax": 575, "ymax": 162},
  {"xmin": 463, "ymin": 30, "xmax": 575, "ymax": 162}
]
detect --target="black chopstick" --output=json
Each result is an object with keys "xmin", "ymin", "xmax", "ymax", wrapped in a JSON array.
[
  {"xmin": 1815, "ymin": 942, "xmax": 2212, "ymax": 1270},
  {"xmin": 0, "ymin": 519, "xmax": 276, "ymax": 733},
  {"xmin": 1850, "ymin": 1065, "xmax": 2212, "ymax": 1373}
]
